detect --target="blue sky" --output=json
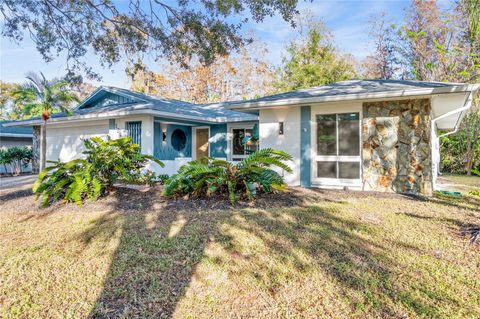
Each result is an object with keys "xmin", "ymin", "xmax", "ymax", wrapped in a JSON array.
[{"xmin": 0, "ymin": 0, "xmax": 448, "ymax": 88}]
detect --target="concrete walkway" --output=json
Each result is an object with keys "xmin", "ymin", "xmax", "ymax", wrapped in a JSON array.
[{"xmin": 0, "ymin": 174, "xmax": 37, "ymax": 190}]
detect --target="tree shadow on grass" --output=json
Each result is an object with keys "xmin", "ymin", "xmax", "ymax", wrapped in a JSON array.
[
  {"xmin": 81, "ymin": 187, "xmax": 472, "ymax": 318},
  {"xmin": 82, "ymin": 186, "xmax": 219, "ymax": 318}
]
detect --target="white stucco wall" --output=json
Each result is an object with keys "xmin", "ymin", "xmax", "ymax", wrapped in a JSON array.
[
  {"xmin": 259, "ymin": 107, "xmax": 301, "ymax": 186},
  {"xmin": 46, "ymin": 120, "xmax": 109, "ymax": 162}
]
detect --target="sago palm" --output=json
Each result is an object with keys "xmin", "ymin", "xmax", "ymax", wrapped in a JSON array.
[
  {"xmin": 164, "ymin": 148, "xmax": 293, "ymax": 203},
  {"xmin": 14, "ymin": 72, "xmax": 79, "ymax": 170}
]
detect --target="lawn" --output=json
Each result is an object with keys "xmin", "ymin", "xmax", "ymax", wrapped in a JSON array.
[{"xmin": 1, "ymin": 176, "xmax": 479, "ymax": 318}]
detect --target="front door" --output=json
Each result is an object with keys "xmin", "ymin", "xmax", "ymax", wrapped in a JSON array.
[{"xmin": 195, "ymin": 128, "xmax": 209, "ymax": 159}]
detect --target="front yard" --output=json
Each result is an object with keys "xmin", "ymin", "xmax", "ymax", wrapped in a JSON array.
[{"xmin": 0, "ymin": 176, "xmax": 479, "ymax": 318}]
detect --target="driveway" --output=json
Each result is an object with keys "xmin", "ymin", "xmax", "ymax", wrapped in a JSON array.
[{"xmin": 0, "ymin": 174, "xmax": 37, "ymax": 190}]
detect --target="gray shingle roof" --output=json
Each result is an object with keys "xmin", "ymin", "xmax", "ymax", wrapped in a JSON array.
[
  {"xmin": 74, "ymin": 86, "xmax": 258, "ymax": 122},
  {"xmin": 220, "ymin": 79, "xmax": 471, "ymax": 108},
  {"xmin": 0, "ymin": 120, "xmax": 33, "ymax": 136}
]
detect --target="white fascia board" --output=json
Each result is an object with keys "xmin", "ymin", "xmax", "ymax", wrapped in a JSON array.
[
  {"xmin": 224, "ymin": 84, "xmax": 477, "ymax": 110},
  {"xmin": 3, "ymin": 106, "xmax": 258, "ymax": 127}
]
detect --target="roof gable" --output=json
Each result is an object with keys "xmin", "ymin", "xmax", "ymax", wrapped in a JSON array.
[{"xmin": 77, "ymin": 87, "xmax": 146, "ymax": 110}]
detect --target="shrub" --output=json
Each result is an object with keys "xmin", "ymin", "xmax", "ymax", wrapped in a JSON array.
[
  {"xmin": 33, "ymin": 137, "xmax": 164, "ymax": 207},
  {"xmin": 0, "ymin": 146, "xmax": 33, "ymax": 175},
  {"xmin": 164, "ymin": 148, "xmax": 292, "ymax": 203}
]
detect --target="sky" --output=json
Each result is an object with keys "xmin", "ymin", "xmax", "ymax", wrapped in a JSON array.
[{"xmin": 0, "ymin": 0, "xmax": 449, "ymax": 89}]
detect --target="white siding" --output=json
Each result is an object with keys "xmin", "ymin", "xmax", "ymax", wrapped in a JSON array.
[{"xmin": 259, "ymin": 107, "xmax": 301, "ymax": 186}]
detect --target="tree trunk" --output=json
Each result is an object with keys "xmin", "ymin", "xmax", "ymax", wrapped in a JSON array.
[{"xmin": 41, "ymin": 120, "xmax": 47, "ymax": 170}]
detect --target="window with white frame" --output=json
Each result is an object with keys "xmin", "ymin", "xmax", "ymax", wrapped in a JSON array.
[{"xmin": 315, "ymin": 112, "xmax": 361, "ymax": 181}]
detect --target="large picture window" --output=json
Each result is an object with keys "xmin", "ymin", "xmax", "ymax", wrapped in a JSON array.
[{"xmin": 316, "ymin": 112, "xmax": 360, "ymax": 180}]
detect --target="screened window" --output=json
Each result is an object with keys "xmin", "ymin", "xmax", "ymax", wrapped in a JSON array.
[
  {"xmin": 126, "ymin": 121, "xmax": 142, "ymax": 147},
  {"xmin": 315, "ymin": 113, "xmax": 360, "ymax": 180}
]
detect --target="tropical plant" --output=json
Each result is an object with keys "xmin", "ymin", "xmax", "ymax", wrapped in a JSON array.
[
  {"xmin": 0, "ymin": 146, "xmax": 33, "ymax": 175},
  {"xmin": 33, "ymin": 137, "xmax": 164, "ymax": 207},
  {"xmin": 13, "ymin": 72, "xmax": 79, "ymax": 170},
  {"xmin": 164, "ymin": 148, "xmax": 292, "ymax": 204}
]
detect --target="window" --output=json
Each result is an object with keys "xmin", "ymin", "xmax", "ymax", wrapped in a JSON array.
[
  {"xmin": 126, "ymin": 121, "xmax": 142, "ymax": 147},
  {"xmin": 231, "ymin": 127, "xmax": 258, "ymax": 160},
  {"xmin": 316, "ymin": 112, "xmax": 360, "ymax": 180},
  {"xmin": 171, "ymin": 129, "xmax": 187, "ymax": 151}
]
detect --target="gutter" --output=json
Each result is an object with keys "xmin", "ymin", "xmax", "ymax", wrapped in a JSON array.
[
  {"xmin": 434, "ymin": 86, "xmax": 478, "ymax": 138},
  {"xmin": 223, "ymin": 84, "xmax": 476, "ymax": 110},
  {"xmin": 3, "ymin": 106, "xmax": 258, "ymax": 127}
]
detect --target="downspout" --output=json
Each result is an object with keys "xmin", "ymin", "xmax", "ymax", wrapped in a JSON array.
[
  {"xmin": 430, "ymin": 88, "xmax": 477, "ymax": 189},
  {"xmin": 434, "ymin": 90, "xmax": 475, "ymax": 138}
]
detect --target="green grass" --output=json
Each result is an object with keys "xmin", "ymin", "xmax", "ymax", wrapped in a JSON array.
[{"xmin": 1, "ymin": 186, "xmax": 479, "ymax": 318}]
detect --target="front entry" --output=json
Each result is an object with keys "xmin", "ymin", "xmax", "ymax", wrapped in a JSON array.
[{"xmin": 195, "ymin": 128, "xmax": 209, "ymax": 159}]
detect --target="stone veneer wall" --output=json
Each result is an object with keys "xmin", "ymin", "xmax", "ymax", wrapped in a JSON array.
[
  {"xmin": 32, "ymin": 125, "xmax": 40, "ymax": 173},
  {"xmin": 362, "ymin": 99, "xmax": 432, "ymax": 195}
]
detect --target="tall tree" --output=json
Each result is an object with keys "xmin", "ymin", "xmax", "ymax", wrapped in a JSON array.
[
  {"xmin": 129, "ymin": 42, "xmax": 275, "ymax": 103},
  {"xmin": 275, "ymin": 15, "xmax": 357, "ymax": 91},
  {"xmin": 15, "ymin": 72, "xmax": 79, "ymax": 170},
  {"xmin": 1, "ymin": 0, "xmax": 300, "ymax": 80},
  {"xmin": 0, "ymin": 81, "xmax": 20, "ymax": 120},
  {"xmin": 362, "ymin": 12, "xmax": 401, "ymax": 80}
]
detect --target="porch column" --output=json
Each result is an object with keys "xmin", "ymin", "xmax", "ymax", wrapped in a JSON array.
[
  {"xmin": 32, "ymin": 125, "xmax": 40, "ymax": 173},
  {"xmin": 300, "ymin": 105, "xmax": 311, "ymax": 187}
]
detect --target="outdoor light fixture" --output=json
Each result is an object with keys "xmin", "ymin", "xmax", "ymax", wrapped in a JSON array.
[
  {"xmin": 162, "ymin": 131, "xmax": 167, "ymax": 142},
  {"xmin": 279, "ymin": 122, "xmax": 284, "ymax": 135}
]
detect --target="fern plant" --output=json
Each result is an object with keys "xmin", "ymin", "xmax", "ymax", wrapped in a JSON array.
[
  {"xmin": 33, "ymin": 137, "xmax": 164, "ymax": 207},
  {"xmin": 164, "ymin": 148, "xmax": 292, "ymax": 203}
]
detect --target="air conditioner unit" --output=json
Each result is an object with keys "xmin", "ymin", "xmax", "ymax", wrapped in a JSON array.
[{"xmin": 108, "ymin": 129, "xmax": 128, "ymax": 139}]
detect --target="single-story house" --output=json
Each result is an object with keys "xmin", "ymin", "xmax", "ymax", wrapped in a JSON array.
[{"xmin": 5, "ymin": 80, "xmax": 479, "ymax": 195}]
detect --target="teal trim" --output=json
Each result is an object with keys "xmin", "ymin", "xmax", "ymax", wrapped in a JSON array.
[
  {"xmin": 209, "ymin": 124, "xmax": 228, "ymax": 158},
  {"xmin": 300, "ymin": 106, "xmax": 311, "ymax": 187},
  {"xmin": 154, "ymin": 117, "xmax": 210, "ymax": 126},
  {"xmin": 154, "ymin": 123, "xmax": 192, "ymax": 160},
  {"xmin": 108, "ymin": 119, "xmax": 116, "ymax": 129}
]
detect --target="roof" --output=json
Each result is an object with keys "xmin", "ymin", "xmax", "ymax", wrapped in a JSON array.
[
  {"xmin": 221, "ymin": 80, "xmax": 479, "ymax": 109},
  {"xmin": 5, "ymin": 86, "xmax": 258, "ymax": 126},
  {"xmin": 0, "ymin": 120, "xmax": 33, "ymax": 138}
]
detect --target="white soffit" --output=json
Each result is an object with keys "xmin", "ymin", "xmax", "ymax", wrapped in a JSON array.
[{"xmin": 431, "ymin": 92, "xmax": 470, "ymax": 130}]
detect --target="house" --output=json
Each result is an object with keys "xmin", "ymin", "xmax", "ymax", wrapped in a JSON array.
[
  {"xmin": 4, "ymin": 87, "xmax": 258, "ymax": 176},
  {"xmin": 5, "ymin": 80, "xmax": 479, "ymax": 195},
  {"xmin": 0, "ymin": 120, "xmax": 33, "ymax": 174},
  {"xmin": 0, "ymin": 120, "xmax": 33, "ymax": 148}
]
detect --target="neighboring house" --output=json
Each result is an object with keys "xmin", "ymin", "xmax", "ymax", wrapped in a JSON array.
[
  {"xmin": 0, "ymin": 120, "xmax": 33, "ymax": 174},
  {"xmin": 0, "ymin": 120, "xmax": 33, "ymax": 148},
  {"xmin": 5, "ymin": 80, "xmax": 479, "ymax": 195}
]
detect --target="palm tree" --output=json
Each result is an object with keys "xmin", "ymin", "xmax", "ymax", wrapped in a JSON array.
[{"xmin": 15, "ymin": 72, "xmax": 79, "ymax": 170}]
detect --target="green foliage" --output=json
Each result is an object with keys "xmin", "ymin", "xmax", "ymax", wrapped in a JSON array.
[
  {"xmin": 276, "ymin": 24, "xmax": 357, "ymax": 91},
  {"xmin": 472, "ymin": 168, "xmax": 480, "ymax": 177},
  {"xmin": 2, "ymin": 1, "xmax": 299, "ymax": 80},
  {"xmin": 33, "ymin": 137, "xmax": 164, "ymax": 207},
  {"xmin": 468, "ymin": 189, "xmax": 480, "ymax": 197},
  {"xmin": 164, "ymin": 148, "xmax": 292, "ymax": 204},
  {"xmin": 440, "ymin": 109, "xmax": 480, "ymax": 174},
  {"xmin": 0, "ymin": 146, "xmax": 33, "ymax": 175}
]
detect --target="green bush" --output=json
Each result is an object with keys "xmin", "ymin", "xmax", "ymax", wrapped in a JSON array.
[
  {"xmin": 164, "ymin": 148, "xmax": 292, "ymax": 203},
  {"xmin": 0, "ymin": 146, "xmax": 33, "ymax": 175},
  {"xmin": 33, "ymin": 137, "xmax": 164, "ymax": 207}
]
